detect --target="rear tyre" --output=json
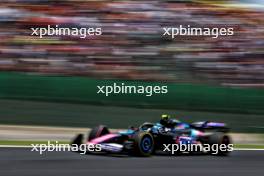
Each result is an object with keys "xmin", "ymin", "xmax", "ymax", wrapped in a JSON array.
[
  {"xmin": 208, "ymin": 132, "xmax": 232, "ymax": 156},
  {"xmin": 88, "ymin": 125, "xmax": 110, "ymax": 141},
  {"xmin": 132, "ymin": 132, "xmax": 154, "ymax": 157}
]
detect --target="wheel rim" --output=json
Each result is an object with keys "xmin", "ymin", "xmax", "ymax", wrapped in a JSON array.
[
  {"xmin": 141, "ymin": 136, "xmax": 153, "ymax": 152},
  {"xmin": 222, "ymin": 136, "xmax": 230, "ymax": 145}
]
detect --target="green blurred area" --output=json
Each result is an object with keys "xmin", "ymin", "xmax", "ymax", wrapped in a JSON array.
[{"xmin": 0, "ymin": 72, "xmax": 263, "ymax": 133}]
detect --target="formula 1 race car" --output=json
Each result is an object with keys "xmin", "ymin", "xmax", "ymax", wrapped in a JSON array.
[{"xmin": 71, "ymin": 117, "xmax": 232, "ymax": 157}]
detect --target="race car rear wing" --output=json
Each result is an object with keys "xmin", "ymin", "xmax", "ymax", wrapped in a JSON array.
[{"xmin": 190, "ymin": 121, "xmax": 230, "ymax": 132}]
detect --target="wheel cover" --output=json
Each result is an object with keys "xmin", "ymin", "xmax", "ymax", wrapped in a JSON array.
[
  {"xmin": 222, "ymin": 136, "xmax": 230, "ymax": 145},
  {"xmin": 141, "ymin": 136, "xmax": 153, "ymax": 153}
]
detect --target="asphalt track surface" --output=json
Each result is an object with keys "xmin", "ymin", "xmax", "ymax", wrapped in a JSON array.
[{"xmin": 0, "ymin": 148, "xmax": 263, "ymax": 176}]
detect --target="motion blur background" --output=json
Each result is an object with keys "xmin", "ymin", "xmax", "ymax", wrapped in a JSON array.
[{"xmin": 0, "ymin": 0, "xmax": 263, "ymax": 135}]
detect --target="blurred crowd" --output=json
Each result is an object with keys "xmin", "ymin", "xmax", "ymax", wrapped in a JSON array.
[{"xmin": 0, "ymin": 0, "xmax": 264, "ymax": 87}]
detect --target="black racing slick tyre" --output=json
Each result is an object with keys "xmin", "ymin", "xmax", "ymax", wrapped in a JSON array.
[
  {"xmin": 208, "ymin": 132, "xmax": 232, "ymax": 156},
  {"xmin": 71, "ymin": 134, "xmax": 84, "ymax": 148},
  {"xmin": 88, "ymin": 125, "xmax": 110, "ymax": 141},
  {"xmin": 132, "ymin": 132, "xmax": 154, "ymax": 157}
]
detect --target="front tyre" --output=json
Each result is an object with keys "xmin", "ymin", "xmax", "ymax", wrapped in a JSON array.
[
  {"xmin": 71, "ymin": 134, "xmax": 84, "ymax": 147},
  {"xmin": 132, "ymin": 132, "xmax": 154, "ymax": 157}
]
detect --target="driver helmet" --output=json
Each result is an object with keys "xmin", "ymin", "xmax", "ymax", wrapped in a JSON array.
[
  {"xmin": 161, "ymin": 114, "xmax": 170, "ymax": 121},
  {"xmin": 160, "ymin": 114, "xmax": 171, "ymax": 126}
]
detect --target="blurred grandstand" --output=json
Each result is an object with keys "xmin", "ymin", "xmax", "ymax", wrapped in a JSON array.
[{"xmin": 0, "ymin": 0, "xmax": 264, "ymax": 87}]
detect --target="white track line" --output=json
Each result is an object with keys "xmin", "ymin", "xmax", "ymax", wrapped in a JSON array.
[
  {"xmin": 0, "ymin": 145, "xmax": 31, "ymax": 148},
  {"xmin": 234, "ymin": 148, "xmax": 264, "ymax": 151}
]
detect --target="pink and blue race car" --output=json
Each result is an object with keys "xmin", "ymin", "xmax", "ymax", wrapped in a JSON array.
[{"xmin": 72, "ymin": 117, "xmax": 232, "ymax": 157}]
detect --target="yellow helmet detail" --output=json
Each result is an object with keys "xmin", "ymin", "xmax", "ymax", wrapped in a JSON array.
[{"xmin": 161, "ymin": 114, "xmax": 170, "ymax": 120}]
